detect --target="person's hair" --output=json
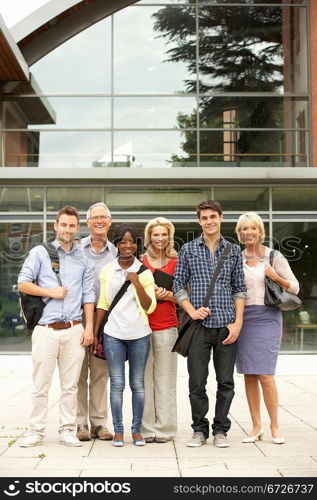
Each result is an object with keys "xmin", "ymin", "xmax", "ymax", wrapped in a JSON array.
[
  {"xmin": 235, "ymin": 212, "xmax": 266, "ymax": 244},
  {"xmin": 56, "ymin": 205, "xmax": 80, "ymax": 224},
  {"xmin": 86, "ymin": 202, "xmax": 111, "ymax": 220},
  {"xmin": 196, "ymin": 200, "xmax": 223, "ymax": 218},
  {"xmin": 144, "ymin": 217, "xmax": 178, "ymax": 259},
  {"xmin": 113, "ymin": 224, "xmax": 142, "ymax": 259}
]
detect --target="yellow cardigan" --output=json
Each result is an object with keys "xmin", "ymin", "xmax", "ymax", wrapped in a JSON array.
[{"xmin": 97, "ymin": 264, "xmax": 156, "ymax": 325}]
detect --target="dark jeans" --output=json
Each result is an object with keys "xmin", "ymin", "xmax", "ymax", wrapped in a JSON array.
[{"xmin": 187, "ymin": 324, "xmax": 237, "ymax": 438}]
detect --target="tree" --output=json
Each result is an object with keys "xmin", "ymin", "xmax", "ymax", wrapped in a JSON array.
[{"xmin": 153, "ymin": 3, "xmax": 286, "ymax": 165}]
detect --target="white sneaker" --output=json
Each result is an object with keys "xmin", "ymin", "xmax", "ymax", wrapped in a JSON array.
[
  {"xmin": 19, "ymin": 431, "xmax": 43, "ymax": 447},
  {"xmin": 59, "ymin": 430, "xmax": 82, "ymax": 447}
]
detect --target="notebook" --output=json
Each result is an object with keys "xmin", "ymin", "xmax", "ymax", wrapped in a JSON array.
[{"xmin": 153, "ymin": 269, "xmax": 174, "ymax": 290}]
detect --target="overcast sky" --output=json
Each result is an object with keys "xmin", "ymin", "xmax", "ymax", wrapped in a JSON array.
[{"xmin": 0, "ymin": 0, "xmax": 49, "ymax": 27}]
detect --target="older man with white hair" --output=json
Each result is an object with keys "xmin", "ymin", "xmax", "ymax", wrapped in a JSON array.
[{"xmin": 76, "ymin": 202, "xmax": 117, "ymax": 441}]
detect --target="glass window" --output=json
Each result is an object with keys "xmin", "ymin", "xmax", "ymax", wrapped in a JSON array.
[
  {"xmin": 199, "ymin": 1, "xmax": 306, "ymax": 4},
  {"xmin": 3, "ymin": 131, "xmax": 111, "ymax": 168},
  {"xmin": 214, "ymin": 187, "xmax": 269, "ymax": 212},
  {"xmin": 30, "ymin": 18, "xmax": 111, "ymax": 93},
  {"xmin": 199, "ymin": 131, "xmax": 308, "ymax": 167},
  {"xmin": 113, "ymin": 131, "xmax": 197, "ymax": 168},
  {"xmin": 272, "ymin": 187, "xmax": 317, "ymax": 211},
  {"xmin": 273, "ymin": 222, "xmax": 317, "ymax": 352},
  {"xmin": 105, "ymin": 186, "xmax": 210, "ymax": 211},
  {"xmin": 197, "ymin": 6, "xmax": 307, "ymax": 94},
  {"xmin": 114, "ymin": 97, "xmax": 197, "ymax": 128},
  {"xmin": 114, "ymin": 5, "xmax": 196, "ymax": 93},
  {"xmin": 0, "ymin": 188, "xmax": 44, "ymax": 212},
  {"xmin": 199, "ymin": 97, "xmax": 308, "ymax": 130},
  {"xmin": 4, "ymin": 97, "xmax": 111, "ymax": 129},
  {"xmin": 0, "ymin": 222, "xmax": 43, "ymax": 350},
  {"xmin": 47, "ymin": 187, "xmax": 104, "ymax": 212}
]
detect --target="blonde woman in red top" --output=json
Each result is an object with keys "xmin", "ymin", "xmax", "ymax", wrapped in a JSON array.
[{"xmin": 141, "ymin": 217, "xmax": 178, "ymax": 443}]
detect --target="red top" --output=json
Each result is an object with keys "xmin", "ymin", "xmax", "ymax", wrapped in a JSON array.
[{"xmin": 143, "ymin": 255, "xmax": 178, "ymax": 332}]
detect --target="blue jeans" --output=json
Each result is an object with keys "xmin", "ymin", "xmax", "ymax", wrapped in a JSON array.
[{"xmin": 104, "ymin": 334, "xmax": 150, "ymax": 434}]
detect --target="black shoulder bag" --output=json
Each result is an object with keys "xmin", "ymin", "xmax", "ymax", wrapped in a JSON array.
[
  {"xmin": 19, "ymin": 242, "xmax": 62, "ymax": 333},
  {"xmin": 92, "ymin": 264, "xmax": 148, "ymax": 360},
  {"xmin": 264, "ymin": 250, "xmax": 302, "ymax": 311},
  {"xmin": 172, "ymin": 243, "xmax": 232, "ymax": 357}
]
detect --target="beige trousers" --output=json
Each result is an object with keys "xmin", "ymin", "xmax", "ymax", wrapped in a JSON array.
[
  {"xmin": 30, "ymin": 324, "xmax": 85, "ymax": 437},
  {"xmin": 141, "ymin": 327, "xmax": 178, "ymax": 439},
  {"xmin": 76, "ymin": 348, "xmax": 110, "ymax": 428}
]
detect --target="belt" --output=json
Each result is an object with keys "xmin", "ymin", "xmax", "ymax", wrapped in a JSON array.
[{"xmin": 38, "ymin": 320, "xmax": 82, "ymax": 330}]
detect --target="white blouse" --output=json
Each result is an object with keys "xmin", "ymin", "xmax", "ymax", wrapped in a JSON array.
[{"xmin": 243, "ymin": 247, "xmax": 300, "ymax": 306}]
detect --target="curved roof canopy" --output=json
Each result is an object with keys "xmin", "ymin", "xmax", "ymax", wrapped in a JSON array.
[{"xmin": 12, "ymin": 0, "xmax": 139, "ymax": 66}]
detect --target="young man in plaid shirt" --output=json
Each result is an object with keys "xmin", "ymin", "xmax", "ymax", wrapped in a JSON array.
[{"xmin": 173, "ymin": 200, "xmax": 246, "ymax": 448}]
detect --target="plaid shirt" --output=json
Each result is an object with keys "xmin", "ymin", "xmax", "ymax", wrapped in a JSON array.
[{"xmin": 173, "ymin": 235, "xmax": 246, "ymax": 328}]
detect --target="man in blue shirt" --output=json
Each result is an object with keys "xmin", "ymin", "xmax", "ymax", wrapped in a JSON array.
[
  {"xmin": 76, "ymin": 202, "xmax": 117, "ymax": 442},
  {"xmin": 174, "ymin": 200, "xmax": 246, "ymax": 448},
  {"xmin": 18, "ymin": 205, "xmax": 95, "ymax": 448}
]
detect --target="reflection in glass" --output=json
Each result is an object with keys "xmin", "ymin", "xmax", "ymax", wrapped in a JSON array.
[
  {"xmin": 199, "ymin": 131, "xmax": 308, "ymax": 167},
  {"xmin": 0, "ymin": 223, "xmax": 43, "ymax": 349},
  {"xmin": 30, "ymin": 18, "xmax": 111, "ymax": 93},
  {"xmin": 106, "ymin": 186, "xmax": 210, "ymax": 211},
  {"xmin": 197, "ymin": 6, "xmax": 307, "ymax": 94},
  {"xmin": 114, "ymin": 97, "xmax": 197, "ymax": 128},
  {"xmin": 114, "ymin": 5, "xmax": 196, "ymax": 93},
  {"xmin": 273, "ymin": 222, "xmax": 317, "ymax": 352},
  {"xmin": 0, "ymin": 188, "xmax": 44, "ymax": 212},
  {"xmin": 3, "ymin": 131, "xmax": 111, "ymax": 168},
  {"xmin": 214, "ymin": 187, "xmax": 269, "ymax": 212},
  {"xmin": 47, "ymin": 187, "xmax": 103, "ymax": 212},
  {"xmin": 114, "ymin": 131, "xmax": 197, "ymax": 168},
  {"xmin": 21, "ymin": 97, "xmax": 110, "ymax": 129},
  {"xmin": 199, "ymin": 1, "xmax": 306, "ymax": 5},
  {"xmin": 199, "ymin": 97, "xmax": 308, "ymax": 129},
  {"xmin": 272, "ymin": 187, "xmax": 317, "ymax": 211}
]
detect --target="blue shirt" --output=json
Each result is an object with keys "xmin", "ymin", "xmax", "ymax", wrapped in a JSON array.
[
  {"xmin": 81, "ymin": 235, "xmax": 117, "ymax": 303},
  {"xmin": 173, "ymin": 235, "xmax": 246, "ymax": 328},
  {"xmin": 18, "ymin": 239, "xmax": 95, "ymax": 324}
]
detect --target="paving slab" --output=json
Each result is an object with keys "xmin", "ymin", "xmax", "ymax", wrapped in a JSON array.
[{"xmin": 0, "ymin": 354, "xmax": 316, "ymax": 479}]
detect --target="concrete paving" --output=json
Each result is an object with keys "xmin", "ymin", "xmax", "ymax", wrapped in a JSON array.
[{"xmin": 0, "ymin": 354, "xmax": 316, "ymax": 478}]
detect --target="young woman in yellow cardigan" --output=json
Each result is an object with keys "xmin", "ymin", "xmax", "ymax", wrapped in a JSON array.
[{"xmin": 93, "ymin": 224, "xmax": 156, "ymax": 447}]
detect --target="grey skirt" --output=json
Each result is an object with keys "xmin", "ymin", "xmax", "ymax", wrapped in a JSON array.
[{"xmin": 236, "ymin": 305, "xmax": 282, "ymax": 375}]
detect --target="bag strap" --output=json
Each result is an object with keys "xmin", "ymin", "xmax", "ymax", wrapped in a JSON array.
[
  {"xmin": 269, "ymin": 249, "xmax": 275, "ymax": 268},
  {"xmin": 105, "ymin": 264, "xmax": 148, "ymax": 319},
  {"xmin": 202, "ymin": 242, "xmax": 232, "ymax": 308},
  {"xmin": 41, "ymin": 242, "xmax": 63, "ymax": 286}
]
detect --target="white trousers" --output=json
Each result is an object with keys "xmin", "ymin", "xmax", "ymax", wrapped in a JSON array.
[
  {"xmin": 76, "ymin": 348, "xmax": 110, "ymax": 428},
  {"xmin": 141, "ymin": 327, "xmax": 178, "ymax": 439},
  {"xmin": 30, "ymin": 324, "xmax": 85, "ymax": 437}
]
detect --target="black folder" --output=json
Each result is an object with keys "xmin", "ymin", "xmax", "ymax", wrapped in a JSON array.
[{"xmin": 153, "ymin": 269, "xmax": 174, "ymax": 290}]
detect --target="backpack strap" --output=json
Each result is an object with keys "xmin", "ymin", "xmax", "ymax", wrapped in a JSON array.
[{"xmin": 41, "ymin": 242, "xmax": 62, "ymax": 286}]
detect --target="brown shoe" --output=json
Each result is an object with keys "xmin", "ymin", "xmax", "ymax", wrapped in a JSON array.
[
  {"xmin": 76, "ymin": 424, "xmax": 91, "ymax": 441},
  {"xmin": 91, "ymin": 425, "xmax": 113, "ymax": 441}
]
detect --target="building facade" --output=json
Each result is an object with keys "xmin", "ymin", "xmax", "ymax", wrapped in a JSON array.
[{"xmin": 0, "ymin": 0, "xmax": 316, "ymax": 352}]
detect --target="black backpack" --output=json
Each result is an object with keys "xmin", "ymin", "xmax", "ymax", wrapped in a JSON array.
[{"xmin": 19, "ymin": 242, "xmax": 61, "ymax": 332}]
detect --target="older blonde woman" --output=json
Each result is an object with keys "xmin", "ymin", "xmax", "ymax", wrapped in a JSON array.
[
  {"xmin": 235, "ymin": 212, "xmax": 299, "ymax": 445},
  {"xmin": 141, "ymin": 217, "xmax": 178, "ymax": 443}
]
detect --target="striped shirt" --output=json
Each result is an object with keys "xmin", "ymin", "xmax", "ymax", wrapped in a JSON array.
[{"xmin": 173, "ymin": 235, "xmax": 246, "ymax": 328}]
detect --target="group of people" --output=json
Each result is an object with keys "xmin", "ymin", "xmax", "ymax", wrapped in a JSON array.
[{"xmin": 17, "ymin": 199, "xmax": 299, "ymax": 449}]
